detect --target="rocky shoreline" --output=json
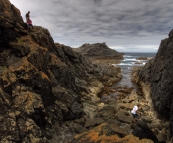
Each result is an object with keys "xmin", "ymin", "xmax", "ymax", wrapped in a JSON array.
[
  {"xmin": 0, "ymin": 0, "xmax": 173, "ymax": 143},
  {"xmin": 67, "ymin": 83, "xmax": 170, "ymax": 143}
]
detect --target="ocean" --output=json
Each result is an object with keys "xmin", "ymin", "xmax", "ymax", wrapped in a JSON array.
[{"xmin": 112, "ymin": 52, "xmax": 156, "ymax": 88}]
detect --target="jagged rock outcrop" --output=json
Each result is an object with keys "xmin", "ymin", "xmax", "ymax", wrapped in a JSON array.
[
  {"xmin": 132, "ymin": 29, "xmax": 173, "ymax": 138},
  {"xmin": 73, "ymin": 42, "xmax": 123, "ymax": 64},
  {"xmin": 0, "ymin": 0, "xmax": 27, "ymax": 50},
  {"xmin": 0, "ymin": 0, "xmax": 122, "ymax": 142}
]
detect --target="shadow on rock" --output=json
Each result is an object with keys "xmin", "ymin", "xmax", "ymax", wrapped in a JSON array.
[{"xmin": 132, "ymin": 119, "xmax": 159, "ymax": 143}]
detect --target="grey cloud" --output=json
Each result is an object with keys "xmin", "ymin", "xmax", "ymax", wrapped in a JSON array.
[{"xmin": 10, "ymin": 0, "xmax": 173, "ymax": 52}]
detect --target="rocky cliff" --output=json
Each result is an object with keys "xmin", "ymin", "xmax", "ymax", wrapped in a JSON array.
[
  {"xmin": 132, "ymin": 29, "xmax": 173, "ymax": 137},
  {"xmin": 73, "ymin": 43, "xmax": 123, "ymax": 64},
  {"xmin": 0, "ymin": 0, "xmax": 122, "ymax": 142},
  {"xmin": 0, "ymin": 0, "xmax": 27, "ymax": 50}
]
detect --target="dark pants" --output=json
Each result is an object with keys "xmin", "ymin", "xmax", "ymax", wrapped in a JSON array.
[
  {"xmin": 132, "ymin": 113, "xmax": 139, "ymax": 118},
  {"xmin": 27, "ymin": 24, "xmax": 34, "ymax": 30}
]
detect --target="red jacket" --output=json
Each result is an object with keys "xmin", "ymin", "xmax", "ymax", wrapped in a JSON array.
[{"xmin": 27, "ymin": 19, "xmax": 32, "ymax": 24}]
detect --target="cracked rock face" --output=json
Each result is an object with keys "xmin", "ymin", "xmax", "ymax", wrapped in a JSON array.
[
  {"xmin": 0, "ymin": 0, "xmax": 122, "ymax": 142},
  {"xmin": 132, "ymin": 29, "xmax": 173, "ymax": 119}
]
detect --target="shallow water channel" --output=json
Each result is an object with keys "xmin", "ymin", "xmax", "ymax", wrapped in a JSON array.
[
  {"xmin": 111, "ymin": 65, "xmax": 140, "ymax": 91},
  {"xmin": 100, "ymin": 64, "xmax": 143, "ymax": 102},
  {"xmin": 101, "ymin": 53, "xmax": 155, "ymax": 100},
  {"xmin": 110, "ymin": 53, "xmax": 152, "ymax": 94},
  {"xmin": 111, "ymin": 52, "xmax": 155, "ymax": 91}
]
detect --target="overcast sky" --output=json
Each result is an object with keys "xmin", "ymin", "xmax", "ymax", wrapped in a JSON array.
[{"xmin": 10, "ymin": 0, "xmax": 173, "ymax": 53}]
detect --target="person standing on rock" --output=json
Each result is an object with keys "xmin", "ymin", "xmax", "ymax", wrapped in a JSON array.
[
  {"xmin": 26, "ymin": 11, "xmax": 30, "ymax": 22},
  {"xmin": 131, "ymin": 105, "xmax": 140, "ymax": 123},
  {"xmin": 26, "ymin": 11, "xmax": 34, "ymax": 31}
]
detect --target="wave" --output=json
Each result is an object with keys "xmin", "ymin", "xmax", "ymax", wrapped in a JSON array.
[
  {"xmin": 117, "ymin": 63, "xmax": 142, "ymax": 66},
  {"xmin": 114, "ymin": 53, "xmax": 153, "ymax": 67},
  {"xmin": 113, "ymin": 62, "xmax": 146, "ymax": 66},
  {"xmin": 119, "ymin": 63, "xmax": 133, "ymax": 65},
  {"xmin": 123, "ymin": 58, "xmax": 137, "ymax": 61}
]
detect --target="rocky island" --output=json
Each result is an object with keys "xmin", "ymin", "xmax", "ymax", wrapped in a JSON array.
[
  {"xmin": 73, "ymin": 43, "xmax": 123, "ymax": 64},
  {"xmin": 0, "ymin": 0, "xmax": 173, "ymax": 143}
]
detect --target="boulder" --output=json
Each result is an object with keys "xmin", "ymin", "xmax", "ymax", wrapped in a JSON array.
[
  {"xmin": 109, "ymin": 124, "xmax": 129, "ymax": 137},
  {"xmin": 84, "ymin": 118, "xmax": 104, "ymax": 128},
  {"xmin": 73, "ymin": 118, "xmax": 86, "ymax": 125},
  {"xmin": 73, "ymin": 123, "xmax": 87, "ymax": 133},
  {"xmin": 98, "ymin": 105, "xmax": 116, "ymax": 117},
  {"xmin": 114, "ymin": 109, "xmax": 133, "ymax": 124},
  {"xmin": 141, "ymin": 116, "xmax": 152, "ymax": 123}
]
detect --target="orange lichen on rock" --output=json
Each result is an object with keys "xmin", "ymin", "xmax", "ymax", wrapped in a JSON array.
[
  {"xmin": 1, "ymin": 70, "xmax": 16, "ymax": 88},
  {"xmin": 15, "ymin": 35, "xmax": 48, "ymax": 55},
  {"xmin": 50, "ymin": 53, "xmax": 59, "ymax": 63},
  {"xmin": 70, "ymin": 123, "xmax": 154, "ymax": 143},
  {"xmin": 50, "ymin": 53, "xmax": 67, "ymax": 66},
  {"xmin": 13, "ymin": 91, "xmax": 43, "ymax": 114},
  {"xmin": 9, "ymin": 58, "xmax": 36, "ymax": 72},
  {"xmin": 99, "ymin": 135, "xmax": 154, "ymax": 143},
  {"xmin": 40, "ymin": 71, "xmax": 50, "ymax": 82}
]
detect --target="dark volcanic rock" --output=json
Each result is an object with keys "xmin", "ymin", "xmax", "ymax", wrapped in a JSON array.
[
  {"xmin": 0, "ymin": 0, "xmax": 122, "ymax": 142},
  {"xmin": 132, "ymin": 29, "xmax": 173, "ymax": 119},
  {"xmin": 0, "ymin": 0, "xmax": 27, "ymax": 50},
  {"xmin": 131, "ymin": 29, "xmax": 173, "ymax": 138}
]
